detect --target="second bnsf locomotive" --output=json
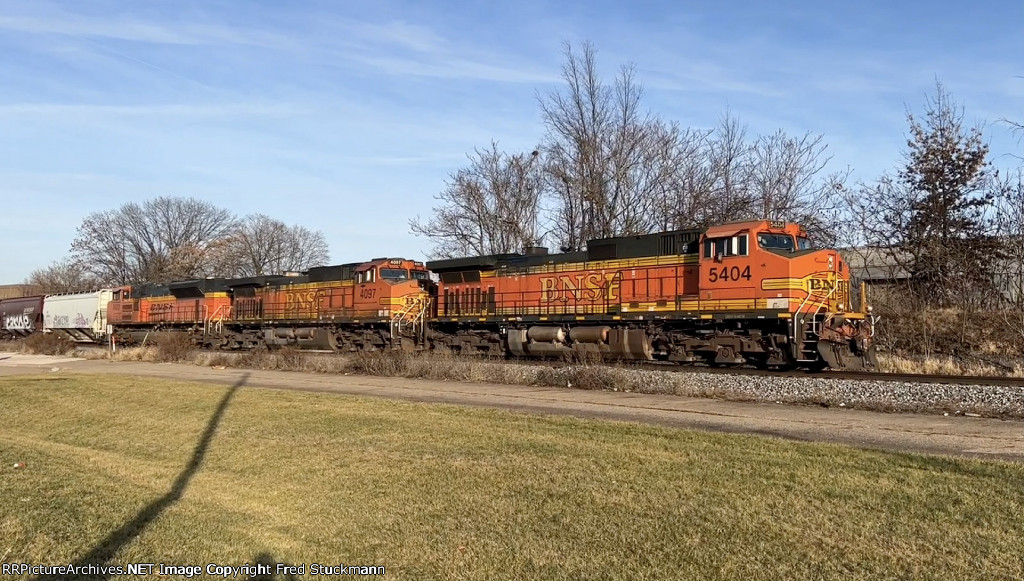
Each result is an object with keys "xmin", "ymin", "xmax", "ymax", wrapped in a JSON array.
[{"xmin": 97, "ymin": 219, "xmax": 875, "ymax": 370}]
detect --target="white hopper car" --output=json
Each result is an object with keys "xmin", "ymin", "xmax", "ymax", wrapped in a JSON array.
[{"xmin": 42, "ymin": 289, "xmax": 115, "ymax": 342}]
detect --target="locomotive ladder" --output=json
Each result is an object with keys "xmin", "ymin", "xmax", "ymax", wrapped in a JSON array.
[
  {"xmin": 795, "ymin": 270, "xmax": 840, "ymax": 361},
  {"xmin": 390, "ymin": 296, "xmax": 431, "ymax": 348}
]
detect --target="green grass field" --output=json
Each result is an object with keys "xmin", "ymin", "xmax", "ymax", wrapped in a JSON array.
[{"xmin": 1, "ymin": 374, "xmax": 1021, "ymax": 580}]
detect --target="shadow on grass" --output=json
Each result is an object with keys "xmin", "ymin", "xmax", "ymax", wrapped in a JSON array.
[
  {"xmin": 250, "ymin": 552, "xmax": 299, "ymax": 581},
  {"xmin": 37, "ymin": 373, "xmax": 250, "ymax": 581}
]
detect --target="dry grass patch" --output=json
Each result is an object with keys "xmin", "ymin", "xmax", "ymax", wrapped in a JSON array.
[
  {"xmin": 878, "ymin": 353, "xmax": 1024, "ymax": 377},
  {"xmin": 0, "ymin": 338, "xmax": 25, "ymax": 352},
  {"xmin": 0, "ymin": 374, "xmax": 1022, "ymax": 581}
]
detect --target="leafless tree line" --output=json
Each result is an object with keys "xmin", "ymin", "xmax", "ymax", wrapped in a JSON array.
[
  {"xmin": 411, "ymin": 42, "xmax": 847, "ymax": 258},
  {"xmin": 28, "ymin": 197, "xmax": 330, "ymax": 292}
]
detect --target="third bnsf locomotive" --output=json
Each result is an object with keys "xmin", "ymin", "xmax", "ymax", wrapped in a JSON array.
[{"xmin": 97, "ymin": 219, "xmax": 875, "ymax": 370}]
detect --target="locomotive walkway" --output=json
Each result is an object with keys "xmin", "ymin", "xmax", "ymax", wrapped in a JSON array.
[{"xmin": 0, "ymin": 353, "xmax": 1020, "ymax": 462}]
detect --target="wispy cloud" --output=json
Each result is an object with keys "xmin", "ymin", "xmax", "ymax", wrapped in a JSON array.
[
  {"xmin": 0, "ymin": 9, "xmax": 290, "ymax": 48},
  {"xmin": 0, "ymin": 102, "xmax": 300, "ymax": 118},
  {"xmin": 343, "ymin": 52, "xmax": 558, "ymax": 83},
  {"xmin": 319, "ymin": 18, "xmax": 558, "ymax": 84},
  {"xmin": 346, "ymin": 19, "xmax": 451, "ymax": 54}
]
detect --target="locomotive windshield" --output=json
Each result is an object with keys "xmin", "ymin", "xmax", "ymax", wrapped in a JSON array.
[
  {"xmin": 757, "ymin": 233, "xmax": 795, "ymax": 252},
  {"xmin": 380, "ymin": 268, "xmax": 409, "ymax": 281},
  {"xmin": 411, "ymin": 270, "xmax": 430, "ymax": 280},
  {"xmin": 797, "ymin": 237, "xmax": 814, "ymax": 251}
]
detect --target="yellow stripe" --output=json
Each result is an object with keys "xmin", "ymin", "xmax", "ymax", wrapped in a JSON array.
[
  {"xmin": 507, "ymin": 253, "xmax": 699, "ymax": 275},
  {"xmin": 761, "ymin": 278, "xmax": 804, "ymax": 291},
  {"xmin": 263, "ymin": 280, "xmax": 354, "ymax": 291}
]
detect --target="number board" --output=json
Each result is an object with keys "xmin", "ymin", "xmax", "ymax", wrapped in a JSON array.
[{"xmin": 708, "ymin": 265, "xmax": 752, "ymax": 283}]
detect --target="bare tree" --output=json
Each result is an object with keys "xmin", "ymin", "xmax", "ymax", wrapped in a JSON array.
[
  {"xmin": 653, "ymin": 112, "xmax": 846, "ymax": 243},
  {"xmin": 748, "ymin": 130, "xmax": 848, "ymax": 246},
  {"xmin": 994, "ymin": 170, "xmax": 1024, "ymax": 346},
  {"xmin": 211, "ymin": 214, "xmax": 330, "ymax": 276},
  {"xmin": 71, "ymin": 196, "xmax": 237, "ymax": 284},
  {"xmin": 540, "ymin": 41, "xmax": 692, "ymax": 250},
  {"xmin": 700, "ymin": 112, "xmax": 754, "ymax": 226},
  {"xmin": 652, "ymin": 126, "xmax": 714, "ymax": 231},
  {"xmin": 25, "ymin": 258, "xmax": 102, "ymax": 294},
  {"xmin": 410, "ymin": 142, "xmax": 544, "ymax": 258}
]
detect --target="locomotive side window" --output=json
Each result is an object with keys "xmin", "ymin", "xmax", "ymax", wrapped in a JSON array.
[
  {"xmin": 758, "ymin": 233, "xmax": 795, "ymax": 251},
  {"xmin": 703, "ymin": 235, "xmax": 748, "ymax": 259}
]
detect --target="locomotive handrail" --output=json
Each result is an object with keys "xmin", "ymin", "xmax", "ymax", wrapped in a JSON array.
[
  {"xmin": 390, "ymin": 295, "xmax": 431, "ymax": 346},
  {"xmin": 795, "ymin": 267, "xmax": 841, "ymax": 334},
  {"xmin": 204, "ymin": 303, "xmax": 231, "ymax": 335}
]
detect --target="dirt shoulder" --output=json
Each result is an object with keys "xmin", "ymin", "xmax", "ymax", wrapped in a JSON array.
[{"xmin": 1, "ymin": 353, "xmax": 1020, "ymax": 462}]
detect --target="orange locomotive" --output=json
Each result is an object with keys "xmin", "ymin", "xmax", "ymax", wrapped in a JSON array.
[
  {"xmin": 427, "ymin": 220, "xmax": 874, "ymax": 369},
  {"xmin": 105, "ymin": 220, "xmax": 874, "ymax": 369},
  {"xmin": 107, "ymin": 281, "xmax": 232, "ymax": 335},
  {"xmin": 107, "ymin": 258, "xmax": 433, "ymax": 351}
]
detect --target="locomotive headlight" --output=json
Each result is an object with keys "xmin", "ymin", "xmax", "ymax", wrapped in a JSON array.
[{"xmin": 867, "ymin": 305, "xmax": 873, "ymax": 312}]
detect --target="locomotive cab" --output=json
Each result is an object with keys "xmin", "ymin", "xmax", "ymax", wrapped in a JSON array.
[
  {"xmin": 353, "ymin": 258, "xmax": 433, "ymax": 322},
  {"xmin": 701, "ymin": 220, "xmax": 875, "ymax": 369}
]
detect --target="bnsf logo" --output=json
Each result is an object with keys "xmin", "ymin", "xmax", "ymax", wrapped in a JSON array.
[
  {"xmin": 285, "ymin": 290, "xmax": 320, "ymax": 309},
  {"xmin": 807, "ymin": 278, "xmax": 850, "ymax": 296},
  {"xmin": 3, "ymin": 314, "xmax": 33, "ymax": 330},
  {"xmin": 540, "ymin": 273, "xmax": 620, "ymax": 302}
]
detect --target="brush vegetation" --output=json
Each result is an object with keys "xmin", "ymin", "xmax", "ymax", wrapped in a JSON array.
[
  {"xmin": 21, "ymin": 333, "xmax": 77, "ymax": 356},
  {"xmin": 0, "ymin": 374, "xmax": 1021, "ymax": 580}
]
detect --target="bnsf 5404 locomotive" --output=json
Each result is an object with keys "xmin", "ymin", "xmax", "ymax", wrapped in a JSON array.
[
  {"xmin": 426, "ymin": 220, "xmax": 873, "ymax": 369},
  {"xmin": 97, "ymin": 219, "xmax": 875, "ymax": 369}
]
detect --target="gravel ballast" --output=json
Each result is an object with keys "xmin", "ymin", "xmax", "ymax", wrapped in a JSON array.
[{"xmin": 532, "ymin": 366, "xmax": 1024, "ymax": 418}]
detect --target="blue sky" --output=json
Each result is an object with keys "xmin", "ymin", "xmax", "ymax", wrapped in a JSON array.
[{"xmin": 1, "ymin": 0, "xmax": 1021, "ymax": 282}]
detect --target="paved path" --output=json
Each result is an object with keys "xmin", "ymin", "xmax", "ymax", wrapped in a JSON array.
[{"xmin": 1, "ymin": 353, "xmax": 1021, "ymax": 462}]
